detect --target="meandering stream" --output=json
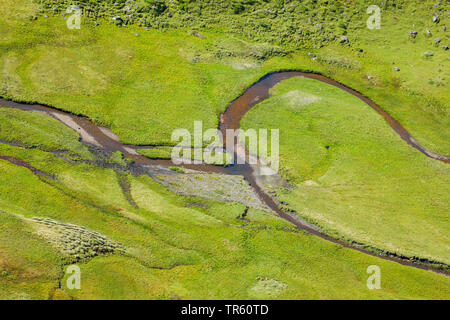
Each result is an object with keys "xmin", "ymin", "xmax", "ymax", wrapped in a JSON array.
[{"xmin": 1, "ymin": 71, "xmax": 448, "ymax": 274}]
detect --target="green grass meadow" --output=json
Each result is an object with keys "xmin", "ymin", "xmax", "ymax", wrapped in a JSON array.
[
  {"xmin": 0, "ymin": 0, "xmax": 448, "ymax": 151},
  {"xmin": 1, "ymin": 136, "xmax": 449, "ymax": 299},
  {"xmin": 241, "ymin": 77, "xmax": 449, "ymax": 264},
  {"xmin": 0, "ymin": 0, "xmax": 448, "ymax": 299}
]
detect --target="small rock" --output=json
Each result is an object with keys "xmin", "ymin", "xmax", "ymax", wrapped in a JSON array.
[
  {"xmin": 424, "ymin": 51, "xmax": 434, "ymax": 57},
  {"xmin": 442, "ymin": 26, "xmax": 446, "ymax": 32},
  {"xmin": 442, "ymin": 45, "xmax": 449, "ymax": 51},
  {"xmin": 394, "ymin": 67, "xmax": 400, "ymax": 71},
  {"xmin": 433, "ymin": 13, "xmax": 439, "ymax": 23},
  {"xmin": 340, "ymin": 36, "xmax": 349, "ymax": 44},
  {"xmin": 112, "ymin": 16, "xmax": 123, "ymax": 25},
  {"xmin": 189, "ymin": 30, "xmax": 205, "ymax": 39},
  {"xmin": 409, "ymin": 31, "xmax": 418, "ymax": 38},
  {"xmin": 308, "ymin": 52, "xmax": 315, "ymax": 58},
  {"xmin": 434, "ymin": 38, "xmax": 441, "ymax": 46},
  {"xmin": 426, "ymin": 29, "xmax": 432, "ymax": 36},
  {"xmin": 135, "ymin": 32, "xmax": 139, "ymax": 36}
]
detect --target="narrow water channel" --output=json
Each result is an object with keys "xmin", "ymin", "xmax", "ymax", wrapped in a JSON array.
[{"xmin": 1, "ymin": 71, "xmax": 448, "ymax": 274}]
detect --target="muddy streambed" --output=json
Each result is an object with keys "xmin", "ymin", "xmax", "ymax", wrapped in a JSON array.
[{"xmin": 0, "ymin": 71, "xmax": 449, "ymax": 274}]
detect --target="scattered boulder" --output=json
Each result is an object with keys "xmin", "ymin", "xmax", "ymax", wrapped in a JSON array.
[
  {"xmin": 340, "ymin": 36, "xmax": 349, "ymax": 44},
  {"xmin": 443, "ymin": 26, "xmax": 447, "ymax": 32},
  {"xmin": 112, "ymin": 16, "xmax": 123, "ymax": 26},
  {"xmin": 409, "ymin": 31, "xmax": 418, "ymax": 38},
  {"xmin": 189, "ymin": 30, "xmax": 205, "ymax": 39},
  {"xmin": 394, "ymin": 67, "xmax": 400, "ymax": 72},
  {"xmin": 426, "ymin": 29, "xmax": 432, "ymax": 36},
  {"xmin": 308, "ymin": 52, "xmax": 316, "ymax": 58},
  {"xmin": 433, "ymin": 13, "xmax": 439, "ymax": 24},
  {"xmin": 434, "ymin": 38, "xmax": 441, "ymax": 46},
  {"xmin": 424, "ymin": 51, "xmax": 434, "ymax": 57},
  {"xmin": 443, "ymin": 45, "xmax": 449, "ymax": 51}
]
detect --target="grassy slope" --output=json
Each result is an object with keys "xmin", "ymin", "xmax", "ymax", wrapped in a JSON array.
[
  {"xmin": 0, "ymin": 0, "xmax": 448, "ymax": 152},
  {"xmin": 0, "ymin": 108, "xmax": 93, "ymax": 159},
  {"xmin": 0, "ymin": 211, "xmax": 63, "ymax": 300},
  {"xmin": 0, "ymin": 0, "xmax": 283, "ymax": 145},
  {"xmin": 0, "ymin": 0, "xmax": 448, "ymax": 299},
  {"xmin": 0, "ymin": 116, "xmax": 449, "ymax": 299},
  {"xmin": 241, "ymin": 77, "xmax": 450, "ymax": 264}
]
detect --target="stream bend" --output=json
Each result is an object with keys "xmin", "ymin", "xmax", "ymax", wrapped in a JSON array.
[{"xmin": 0, "ymin": 71, "xmax": 448, "ymax": 274}]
